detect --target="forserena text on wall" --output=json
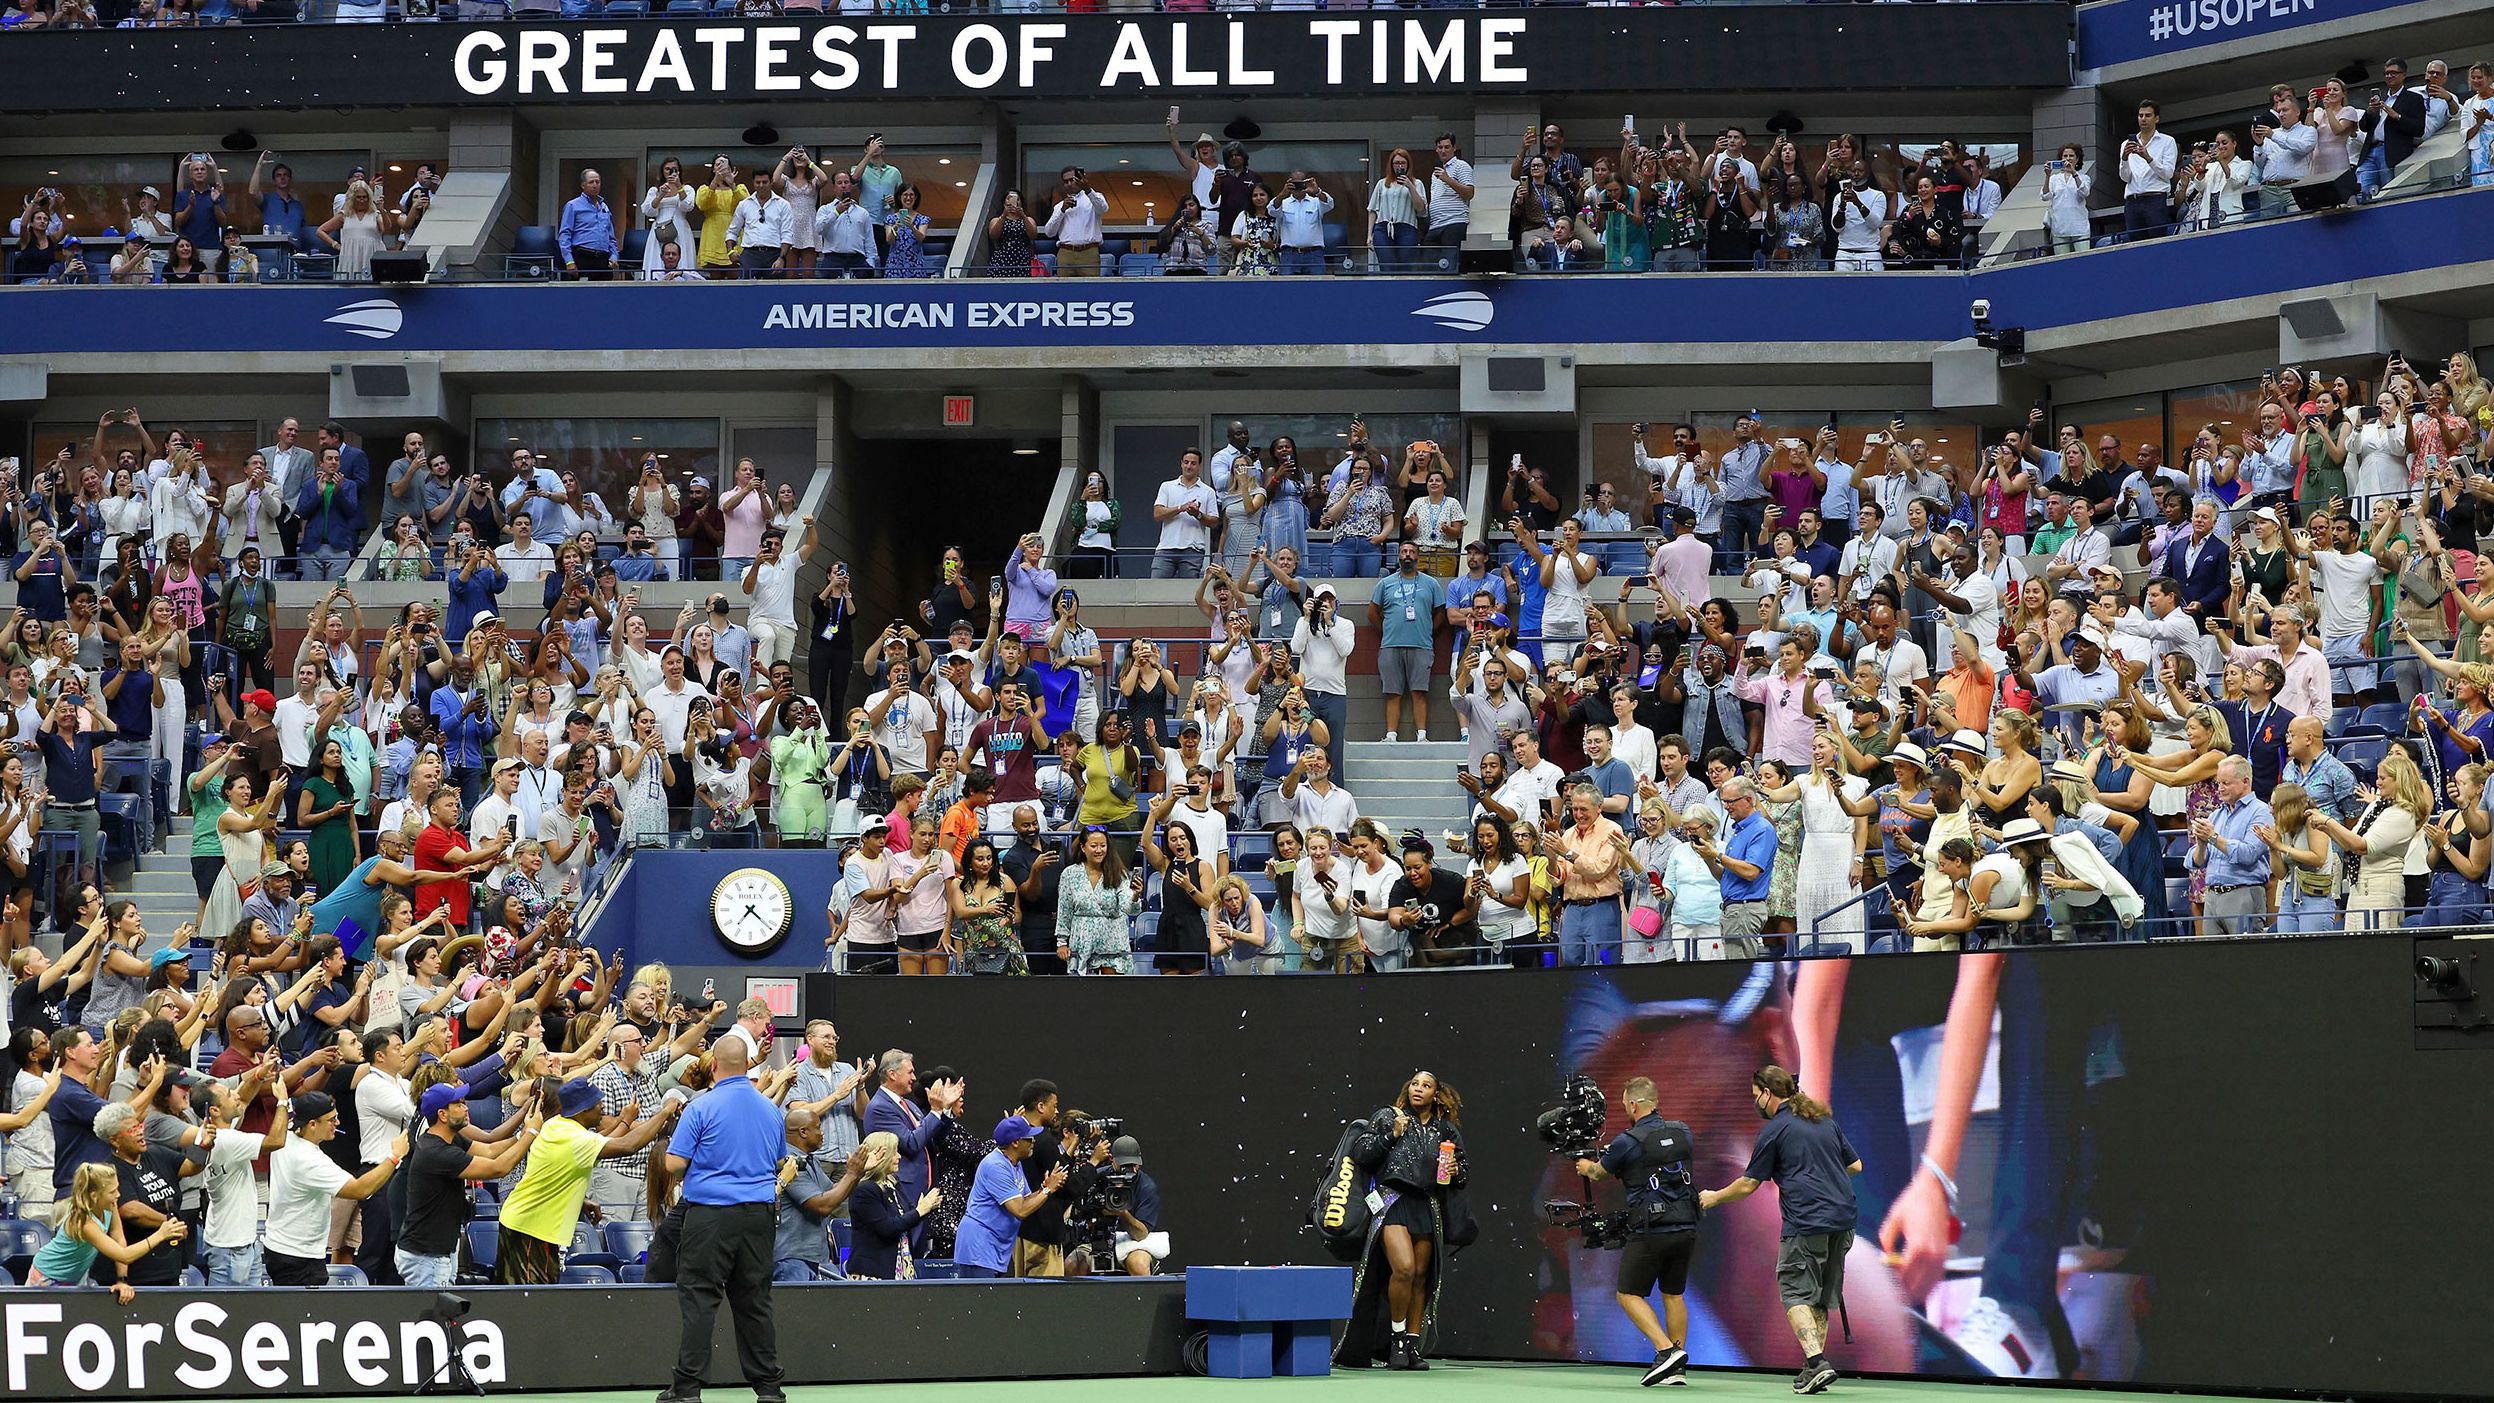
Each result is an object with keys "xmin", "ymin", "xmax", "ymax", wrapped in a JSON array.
[{"xmin": 1, "ymin": 1301, "xmax": 506, "ymax": 1393}]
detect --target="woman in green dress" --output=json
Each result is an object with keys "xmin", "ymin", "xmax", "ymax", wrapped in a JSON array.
[{"xmin": 297, "ymin": 735, "xmax": 361, "ymax": 896}]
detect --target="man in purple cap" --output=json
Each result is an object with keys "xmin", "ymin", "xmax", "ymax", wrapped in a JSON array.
[
  {"xmin": 952, "ymin": 1114, "xmax": 1069, "ymax": 1279},
  {"xmin": 399, "ymin": 1080, "xmax": 541, "ymax": 1288}
]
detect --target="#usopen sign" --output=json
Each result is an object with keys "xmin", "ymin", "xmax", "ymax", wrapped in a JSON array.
[
  {"xmin": 2, "ymin": 1301, "xmax": 507, "ymax": 1394},
  {"xmin": 452, "ymin": 14, "xmax": 1528, "ymax": 100}
]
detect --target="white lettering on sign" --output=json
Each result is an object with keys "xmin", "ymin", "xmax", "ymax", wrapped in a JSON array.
[
  {"xmin": 2144, "ymin": 0, "xmax": 2318, "ymax": 45},
  {"xmin": 2, "ymin": 1302, "xmax": 512, "ymax": 1394},
  {"xmin": 450, "ymin": 16, "xmax": 1533, "ymax": 98}
]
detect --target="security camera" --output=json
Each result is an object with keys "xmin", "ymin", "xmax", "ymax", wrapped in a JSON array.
[{"xmin": 1970, "ymin": 298, "xmax": 1992, "ymax": 325}]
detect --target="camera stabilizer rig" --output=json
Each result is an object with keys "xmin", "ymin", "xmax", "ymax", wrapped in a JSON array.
[{"xmin": 1535, "ymin": 1074, "xmax": 1633, "ymax": 1250}]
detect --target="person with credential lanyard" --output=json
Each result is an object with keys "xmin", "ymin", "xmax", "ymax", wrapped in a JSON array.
[
  {"xmin": 1699, "ymin": 1065, "xmax": 1863, "ymax": 1398},
  {"xmin": 1572, "ymin": 1076, "xmax": 1703, "ymax": 1387}
]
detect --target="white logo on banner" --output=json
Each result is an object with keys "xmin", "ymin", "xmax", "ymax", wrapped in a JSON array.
[
  {"xmin": 1412, "ymin": 291, "xmax": 1493, "ymax": 333},
  {"xmin": 324, "ymin": 298, "xmax": 404, "ymax": 341}
]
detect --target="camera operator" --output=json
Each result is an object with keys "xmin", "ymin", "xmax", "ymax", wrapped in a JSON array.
[
  {"xmin": 1571, "ymin": 1077, "xmax": 1701, "ymax": 1386},
  {"xmin": 1073, "ymin": 1134, "xmax": 1167, "ymax": 1277}
]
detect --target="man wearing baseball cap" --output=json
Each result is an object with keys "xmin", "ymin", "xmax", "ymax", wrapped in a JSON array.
[
  {"xmin": 498, "ymin": 1076, "xmax": 680, "ymax": 1285},
  {"xmin": 835, "ymin": 818, "xmax": 901, "ymax": 973},
  {"xmin": 1100, "ymin": 1135, "xmax": 1169, "ymax": 1277},
  {"xmin": 398, "ymin": 1080, "xmax": 540, "ymax": 1288},
  {"xmin": 263, "ymin": 1089, "xmax": 408, "ymax": 1287},
  {"xmin": 952, "ymin": 1114, "xmax": 1069, "ymax": 1278}
]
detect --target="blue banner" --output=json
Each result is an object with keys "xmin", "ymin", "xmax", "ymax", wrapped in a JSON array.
[
  {"xmin": 0, "ymin": 186, "xmax": 2483, "ymax": 357},
  {"xmin": 2078, "ymin": 0, "xmax": 2428, "ymax": 70}
]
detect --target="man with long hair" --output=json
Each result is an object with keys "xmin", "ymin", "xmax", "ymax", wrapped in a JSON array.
[{"xmin": 1700, "ymin": 1065, "xmax": 1863, "ymax": 1395}]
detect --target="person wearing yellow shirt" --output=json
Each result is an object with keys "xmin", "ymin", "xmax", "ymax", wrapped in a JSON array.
[
  {"xmin": 494, "ymin": 1076, "xmax": 682, "ymax": 1285},
  {"xmin": 693, "ymin": 155, "xmax": 749, "ymax": 276}
]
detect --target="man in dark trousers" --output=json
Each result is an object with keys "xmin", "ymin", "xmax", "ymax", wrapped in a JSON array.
[
  {"xmin": 1699, "ymin": 1065, "xmax": 1863, "ymax": 1397},
  {"xmin": 1573, "ymin": 1076, "xmax": 1702, "ymax": 1386},
  {"xmin": 660, "ymin": 1036, "xmax": 789, "ymax": 1403}
]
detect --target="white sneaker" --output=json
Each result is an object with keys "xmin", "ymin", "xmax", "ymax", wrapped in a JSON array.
[
  {"xmin": 1952, "ymin": 1296, "xmax": 2061, "ymax": 1379},
  {"xmin": 1383, "ymin": 731, "xmax": 1399, "ymax": 743},
  {"xmin": 1414, "ymin": 730, "xmax": 1429, "ymax": 742}
]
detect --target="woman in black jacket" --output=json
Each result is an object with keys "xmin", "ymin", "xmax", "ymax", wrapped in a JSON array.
[
  {"xmin": 846, "ymin": 1132, "xmax": 944, "ymax": 1279},
  {"xmin": 1335, "ymin": 1071, "xmax": 1472, "ymax": 1372}
]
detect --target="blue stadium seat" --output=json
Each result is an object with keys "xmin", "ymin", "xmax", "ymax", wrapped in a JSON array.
[
  {"xmin": 506, "ymin": 226, "xmax": 560, "ymax": 279},
  {"xmin": 1232, "ymin": 830, "xmax": 1275, "ymax": 867},
  {"xmin": 621, "ymin": 227, "xmax": 650, "ymax": 268},
  {"xmin": 1030, "ymin": 236, "xmax": 1057, "ymax": 256},
  {"xmin": 465, "ymin": 1220, "xmax": 499, "ymax": 1272},
  {"xmin": 328, "ymin": 1264, "xmax": 369, "ymax": 1286},
  {"xmin": 182, "ymin": 1266, "xmax": 205, "ymax": 1285},
  {"xmin": 2358, "ymin": 702, "xmax": 2411, "ymax": 734},
  {"xmin": 1130, "ymin": 910, "xmax": 1160, "ymax": 951},
  {"xmin": 98, "ymin": 793, "xmax": 143, "ymax": 863},
  {"xmin": 1320, "ymin": 222, "xmax": 1346, "ymax": 248},
  {"xmin": 1101, "ymin": 237, "xmax": 1129, "ymax": 259},
  {"xmin": 605, "ymin": 1219, "xmax": 655, "ymax": 1264},
  {"xmin": 920, "ymin": 237, "xmax": 953, "ymax": 262},
  {"xmin": 830, "ymin": 1219, "xmax": 852, "ymax": 1262},
  {"xmin": 619, "ymin": 1263, "xmax": 647, "ymax": 1283},
  {"xmin": 602, "ymin": 0, "xmax": 648, "ymax": 14},
  {"xmin": 0, "ymin": 1264, "xmax": 13, "ymax": 1286},
  {"xmin": 2324, "ymin": 706, "xmax": 2359, "ymax": 739},
  {"xmin": 1036, "ymin": 254, "xmax": 1057, "ymax": 276},
  {"xmin": 2334, "ymin": 735, "xmax": 2391, "ymax": 781},
  {"xmin": 1118, "ymin": 252, "xmax": 1162, "ymax": 277},
  {"xmin": 560, "ymin": 1264, "xmax": 618, "ymax": 1284}
]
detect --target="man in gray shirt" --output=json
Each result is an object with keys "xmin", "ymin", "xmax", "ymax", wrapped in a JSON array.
[
  {"xmin": 1449, "ymin": 649, "xmax": 1533, "ymax": 774},
  {"xmin": 774, "ymin": 1107, "xmax": 865, "ymax": 1281},
  {"xmin": 788, "ymin": 1019, "xmax": 870, "ymax": 1176}
]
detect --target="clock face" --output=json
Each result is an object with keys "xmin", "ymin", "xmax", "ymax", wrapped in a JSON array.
[{"xmin": 711, "ymin": 867, "xmax": 795, "ymax": 956}]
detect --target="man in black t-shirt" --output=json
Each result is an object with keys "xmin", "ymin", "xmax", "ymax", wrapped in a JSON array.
[
  {"xmin": 997, "ymin": 807, "xmax": 1065, "ymax": 975},
  {"xmin": 103, "ymin": 1099, "xmax": 196, "ymax": 1287},
  {"xmin": 398, "ymin": 1081, "xmax": 541, "ymax": 1289},
  {"xmin": 1701, "ymin": 1065, "xmax": 1863, "ymax": 1397}
]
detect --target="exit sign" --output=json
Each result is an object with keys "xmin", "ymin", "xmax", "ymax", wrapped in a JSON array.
[{"xmin": 942, "ymin": 394, "xmax": 976, "ymax": 428}]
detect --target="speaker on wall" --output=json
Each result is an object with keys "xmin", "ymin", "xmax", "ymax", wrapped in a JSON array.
[{"xmin": 370, "ymin": 251, "xmax": 428, "ymax": 285}]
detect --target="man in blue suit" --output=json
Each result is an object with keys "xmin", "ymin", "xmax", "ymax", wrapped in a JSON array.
[
  {"xmin": 2159, "ymin": 496, "xmax": 2233, "ymax": 622},
  {"xmin": 860, "ymin": 1049, "xmax": 962, "ymax": 1255}
]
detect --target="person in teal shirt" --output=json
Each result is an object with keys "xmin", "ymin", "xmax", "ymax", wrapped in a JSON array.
[{"xmin": 1369, "ymin": 542, "xmax": 1448, "ymax": 743}]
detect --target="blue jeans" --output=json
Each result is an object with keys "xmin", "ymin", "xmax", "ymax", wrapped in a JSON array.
[
  {"xmin": 1557, "ymin": 899, "xmax": 1620, "ymax": 966},
  {"xmin": 1279, "ymin": 247, "xmax": 1326, "ymax": 277},
  {"xmin": 204, "ymin": 1242, "xmax": 264, "ymax": 1287},
  {"xmin": 772, "ymin": 1257, "xmax": 837, "ymax": 1283},
  {"xmin": 2273, "ymin": 881, "xmax": 2339, "ymax": 935},
  {"xmin": 1719, "ymin": 498, "xmax": 1769, "ymax": 567},
  {"xmin": 396, "ymin": 1248, "xmax": 457, "ymax": 1289},
  {"xmin": 2355, "ymin": 144, "xmax": 2389, "ymax": 199},
  {"xmin": 957, "ymin": 1262, "xmax": 1006, "ymax": 1278},
  {"xmin": 719, "ymin": 556, "xmax": 753, "ymax": 583},
  {"xmin": 2121, "ymin": 193, "xmax": 2171, "ymax": 239},
  {"xmin": 1149, "ymin": 547, "xmax": 1204, "ymax": 580},
  {"xmin": 1371, "ymin": 222, "xmax": 1417, "ymax": 273},
  {"xmin": 1305, "ymin": 689, "xmax": 1347, "ymax": 777},
  {"xmin": 1328, "ymin": 537, "xmax": 1381, "ymax": 579},
  {"xmin": 2413, "ymin": 871, "xmax": 2489, "ymax": 931}
]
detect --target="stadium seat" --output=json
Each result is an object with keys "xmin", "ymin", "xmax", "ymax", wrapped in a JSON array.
[
  {"xmin": 1036, "ymin": 254, "xmax": 1057, "ymax": 276},
  {"xmin": 98, "ymin": 792, "xmax": 143, "ymax": 863},
  {"xmin": 2358, "ymin": 702, "xmax": 2411, "ymax": 734},
  {"xmin": 2334, "ymin": 735, "xmax": 2391, "ymax": 780},
  {"xmin": 506, "ymin": 226, "xmax": 560, "ymax": 279},
  {"xmin": 466, "ymin": 1220, "xmax": 500, "ymax": 1272},
  {"xmin": 1101, "ymin": 237, "xmax": 1129, "ymax": 259},
  {"xmin": 1130, "ymin": 910, "xmax": 1160, "ymax": 951},
  {"xmin": 0, "ymin": 1264, "xmax": 13, "ymax": 1286},
  {"xmin": 621, "ymin": 227, "xmax": 650, "ymax": 268},
  {"xmin": 602, "ymin": 0, "xmax": 648, "ymax": 13},
  {"xmin": 1030, "ymin": 236, "xmax": 1057, "ymax": 256},
  {"xmin": 618, "ymin": 1263, "xmax": 647, "ymax": 1283},
  {"xmin": 560, "ymin": 1264, "xmax": 618, "ymax": 1284},
  {"xmin": 830, "ymin": 1218, "xmax": 852, "ymax": 1263},
  {"xmin": 182, "ymin": 1266, "xmax": 205, "ymax": 1285},
  {"xmin": 605, "ymin": 1219, "xmax": 655, "ymax": 1264},
  {"xmin": 328, "ymin": 1264, "xmax": 369, "ymax": 1286},
  {"xmin": 1118, "ymin": 252, "xmax": 1162, "ymax": 277}
]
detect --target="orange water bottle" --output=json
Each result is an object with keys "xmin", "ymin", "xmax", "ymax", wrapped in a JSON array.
[{"xmin": 1436, "ymin": 1139, "xmax": 1457, "ymax": 1185}]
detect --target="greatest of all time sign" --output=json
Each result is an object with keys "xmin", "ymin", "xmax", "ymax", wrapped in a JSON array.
[
  {"xmin": 1, "ymin": 7, "xmax": 2077, "ymax": 112},
  {"xmin": 454, "ymin": 15, "xmax": 1525, "ymax": 98}
]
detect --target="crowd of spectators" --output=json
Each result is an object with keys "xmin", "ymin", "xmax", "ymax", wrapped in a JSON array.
[
  {"xmin": 10, "ymin": 61, "xmax": 2488, "ymax": 286},
  {"xmin": 0, "ymin": 948, "xmax": 1165, "ymax": 1291}
]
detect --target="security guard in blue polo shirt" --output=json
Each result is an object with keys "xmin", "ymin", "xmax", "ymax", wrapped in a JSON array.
[{"xmin": 1573, "ymin": 1076, "xmax": 1701, "ymax": 1387}]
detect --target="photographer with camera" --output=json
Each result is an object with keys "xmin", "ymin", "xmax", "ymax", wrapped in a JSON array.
[
  {"xmin": 1065, "ymin": 1131, "xmax": 1166, "ymax": 1277},
  {"xmin": 1572, "ymin": 1077, "xmax": 1702, "ymax": 1386}
]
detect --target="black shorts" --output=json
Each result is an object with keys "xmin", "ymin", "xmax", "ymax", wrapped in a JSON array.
[
  {"xmin": 1616, "ymin": 1229, "xmax": 1697, "ymax": 1298},
  {"xmin": 896, "ymin": 926, "xmax": 945, "ymax": 954},
  {"xmin": 264, "ymin": 1249, "xmax": 327, "ymax": 1287},
  {"xmin": 1380, "ymin": 1191, "xmax": 1437, "ymax": 1238}
]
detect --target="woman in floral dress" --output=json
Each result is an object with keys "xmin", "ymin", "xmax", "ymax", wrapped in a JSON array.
[
  {"xmin": 882, "ymin": 185, "xmax": 933, "ymax": 280},
  {"xmin": 947, "ymin": 837, "xmax": 1024, "ymax": 975},
  {"xmin": 1054, "ymin": 828, "xmax": 1139, "ymax": 975}
]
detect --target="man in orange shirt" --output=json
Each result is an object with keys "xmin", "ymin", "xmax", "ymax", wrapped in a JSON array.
[
  {"xmin": 1546, "ymin": 783, "xmax": 1629, "ymax": 966},
  {"xmin": 1933, "ymin": 624, "xmax": 1995, "ymax": 735},
  {"xmin": 410, "ymin": 785, "xmax": 508, "ymax": 929}
]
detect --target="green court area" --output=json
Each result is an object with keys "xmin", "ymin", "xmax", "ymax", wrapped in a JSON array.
[{"xmin": 361, "ymin": 1360, "xmax": 2261, "ymax": 1403}]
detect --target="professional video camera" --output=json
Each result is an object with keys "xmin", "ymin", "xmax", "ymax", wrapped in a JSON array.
[
  {"xmin": 1534, "ymin": 1074, "xmax": 1632, "ymax": 1250},
  {"xmin": 1534, "ymin": 1073, "xmax": 1608, "ymax": 1158},
  {"xmin": 1066, "ymin": 1115, "xmax": 1138, "ymax": 1267}
]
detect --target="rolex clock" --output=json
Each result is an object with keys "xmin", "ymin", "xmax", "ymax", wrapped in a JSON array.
[{"xmin": 710, "ymin": 867, "xmax": 794, "ymax": 956}]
